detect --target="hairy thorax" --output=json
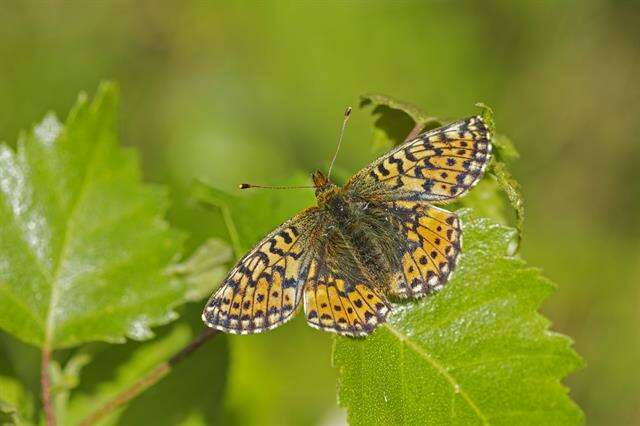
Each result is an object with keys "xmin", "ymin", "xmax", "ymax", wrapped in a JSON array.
[{"xmin": 318, "ymin": 189, "xmax": 396, "ymax": 288}]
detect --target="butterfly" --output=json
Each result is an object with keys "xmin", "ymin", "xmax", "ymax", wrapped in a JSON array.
[{"xmin": 202, "ymin": 112, "xmax": 492, "ymax": 336}]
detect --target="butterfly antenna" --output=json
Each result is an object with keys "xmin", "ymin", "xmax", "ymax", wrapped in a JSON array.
[
  {"xmin": 327, "ymin": 106, "xmax": 352, "ymax": 180},
  {"xmin": 238, "ymin": 183, "xmax": 315, "ymax": 190}
]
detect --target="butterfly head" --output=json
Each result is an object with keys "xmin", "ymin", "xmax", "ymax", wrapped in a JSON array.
[{"xmin": 312, "ymin": 170, "xmax": 337, "ymax": 200}]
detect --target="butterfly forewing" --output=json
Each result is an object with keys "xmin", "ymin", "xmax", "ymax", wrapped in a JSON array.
[
  {"xmin": 347, "ymin": 116, "xmax": 492, "ymax": 202},
  {"xmin": 202, "ymin": 209, "xmax": 323, "ymax": 334}
]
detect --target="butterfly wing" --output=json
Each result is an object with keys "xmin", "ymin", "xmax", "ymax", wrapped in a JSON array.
[
  {"xmin": 341, "ymin": 116, "xmax": 486, "ymax": 299},
  {"xmin": 202, "ymin": 208, "xmax": 323, "ymax": 334},
  {"xmin": 303, "ymin": 256, "xmax": 391, "ymax": 337},
  {"xmin": 346, "ymin": 116, "xmax": 492, "ymax": 202},
  {"xmin": 300, "ymin": 222, "xmax": 392, "ymax": 337},
  {"xmin": 203, "ymin": 116, "xmax": 489, "ymax": 336},
  {"xmin": 383, "ymin": 201, "xmax": 462, "ymax": 298}
]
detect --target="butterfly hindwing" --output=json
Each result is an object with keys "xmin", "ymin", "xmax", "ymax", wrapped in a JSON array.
[
  {"xmin": 384, "ymin": 201, "xmax": 462, "ymax": 298},
  {"xmin": 202, "ymin": 209, "xmax": 322, "ymax": 334},
  {"xmin": 347, "ymin": 116, "xmax": 492, "ymax": 202},
  {"xmin": 303, "ymin": 258, "xmax": 390, "ymax": 337}
]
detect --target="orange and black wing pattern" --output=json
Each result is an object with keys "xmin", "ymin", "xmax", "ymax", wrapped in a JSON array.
[
  {"xmin": 302, "ymin": 257, "xmax": 391, "ymax": 337},
  {"xmin": 202, "ymin": 209, "xmax": 323, "ymax": 334},
  {"xmin": 347, "ymin": 116, "xmax": 492, "ymax": 202},
  {"xmin": 384, "ymin": 201, "xmax": 462, "ymax": 298},
  {"xmin": 203, "ymin": 112, "xmax": 492, "ymax": 338}
]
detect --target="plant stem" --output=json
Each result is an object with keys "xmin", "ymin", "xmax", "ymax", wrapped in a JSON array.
[
  {"xmin": 78, "ymin": 328, "xmax": 219, "ymax": 426},
  {"xmin": 41, "ymin": 347, "xmax": 55, "ymax": 426},
  {"xmin": 404, "ymin": 121, "xmax": 425, "ymax": 143}
]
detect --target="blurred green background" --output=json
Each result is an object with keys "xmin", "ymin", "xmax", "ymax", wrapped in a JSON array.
[{"xmin": 1, "ymin": 1, "xmax": 638, "ymax": 425}]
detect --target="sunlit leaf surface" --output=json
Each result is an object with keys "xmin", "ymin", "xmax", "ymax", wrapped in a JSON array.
[
  {"xmin": 334, "ymin": 210, "xmax": 583, "ymax": 425},
  {"xmin": 0, "ymin": 83, "xmax": 186, "ymax": 348}
]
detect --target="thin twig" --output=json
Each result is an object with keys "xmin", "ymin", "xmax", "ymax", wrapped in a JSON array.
[
  {"xmin": 167, "ymin": 328, "xmax": 219, "ymax": 366},
  {"xmin": 403, "ymin": 121, "xmax": 426, "ymax": 143},
  {"xmin": 78, "ymin": 328, "xmax": 219, "ymax": 426},
  {"xmin": 41, "ymin": 347, "xmax": 55, "ymax": 426}
]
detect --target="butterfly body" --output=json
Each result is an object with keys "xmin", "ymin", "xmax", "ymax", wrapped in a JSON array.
[
  {"xmin": 203, "ymin": 115, "xmax": 492, "ymax": 336},
  {"xmin": 316, "ymin": 181, "xmax": 398, "ymax": 295}
]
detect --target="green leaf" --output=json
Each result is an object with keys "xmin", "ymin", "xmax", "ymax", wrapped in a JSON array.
[
  {"xmin": 475, "ymin": 102, "xmax": 525, "ymax": 244},
  {"xmin": 168, "ymin": 238, "xmax": 233, "ymax": 302},
  {"xmin": 0, "ymin": 382, "xmax": 29, "ymax": 426},
  {"xmin": 360, "ymin": 94, "xmax": 442, "ymax": 154},
  {"xmin": 488, "ymin": 161, "xmax": 525, "ymax": 248},
  {"xmin": 492, "ymin": 134, "xmax": 520, "ymax": 163},
  {"xmin": 475, "ymin": 102, "xmax": 496, "ymax": 135},
  {"xmin": 0, "ymin": 378, "xmax": 32, "ymax": 424},
  {"xmin": 0, "ymin": 83, "xmax": 186, "ymax": 349},
  {"xmin": 0, "ymin": 400, "xmax": 22, "ymax": 426},
  {"xmin": 453, "ymin": 180, "xmax": 509, "ymax": 228},
  {"xmin": 50, "ymin": 350, "xmax": 92, "ymax": 426},
  {"xmin": 333, "ymin": 210, "xmax": 584, "ymax": 425},
  {"xmin": 64, "ymin": 304, "xmax": 229, "ymax": 426},
  {"xmin": 360, "ymin": 93, "xmax": 442, "ymax": 128},
  {"xmin": 0, "ymin": 332, "xmax": 39, "ymax": 425}
]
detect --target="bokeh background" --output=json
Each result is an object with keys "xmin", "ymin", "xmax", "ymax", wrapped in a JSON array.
[{"xmin": 1, "ymin": 1, "xmax": 639, "ymax": 425}]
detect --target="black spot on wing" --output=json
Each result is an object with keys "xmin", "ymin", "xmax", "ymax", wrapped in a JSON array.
[
  {"xmin": 279, "ymin": 230, "xmax": 293, "ymax": 244},
  {"xmin": 377, "ymin": 163, "xmax": 390, "ymax": 176},
  {"xmin": 405, "ymin": 149, "xmax": 418, "ymax": 162},
  {"xmin": 388, "ymin": 155, "xmax": 405, "ymax": 173},
  {"xmin": 283, "ymin": 277, "xmax": 297, "ymax": 288}
]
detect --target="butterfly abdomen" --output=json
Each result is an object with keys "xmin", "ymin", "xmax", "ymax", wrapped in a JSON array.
[
  {"xmin": 324, "ymin": 194, "xmax": 393, "ymax": 287},
  {"xmin": 348, "ymin": 225, "xmax": 392, "ymax": 284}
]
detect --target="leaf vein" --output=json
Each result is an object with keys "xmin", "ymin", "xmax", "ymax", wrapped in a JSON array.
[
  {"xmin": 45, "ymin": 127, "xmax": 105, "ymax": 345},
  {"xmin": 385, "ymin": 323, "xmax": 489, "ymax": 425}
]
